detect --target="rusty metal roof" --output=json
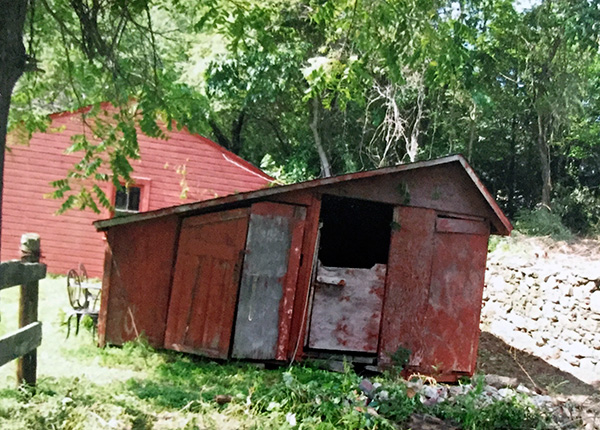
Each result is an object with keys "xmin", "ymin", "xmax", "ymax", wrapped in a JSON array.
[{"xmin": 94, "ymin": 154, "xmax": 513, "ymax": 235}]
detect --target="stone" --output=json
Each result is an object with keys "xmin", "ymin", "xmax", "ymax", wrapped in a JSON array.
[
  {"xmin": 568, "ymin": 343, "xmax": 595, "ymax": 358},
  {"xmin": 484, "ymin": 374, "xmax": 519, "ymax": 389},
  {"xmin": 590, "ymin": 291, "xmax": 600, "ymax": 314},
  {"xmin": 563, "ymin": 329, "xmax": 578, "ymax": 342},
  {"xmin": 359, "ymin": 379, "xmax": 374, "ymax": 396},
  {"xmin": 583, "ymin": 281, "xmax": 596, "ymax": 293},
  {"xmin": 407, "ymin": 414, "xmax": 458, "ymax": 430},
  {"xmin": 511, "ymin": 331, "xmax": 534, "ymax": 352},
  {"xmin": 579, "ymin": 358, "xmax": 596, "ymax": 375},
  {"xmin": 508, "ymin": 313, "xmax": 528, "ymax": 329},
  {"xmin": 528, "ymin": 306, "xmax": 543, "ymax": 320},
  {"xmin": 582, "ymin": 266, "xmax": 600, "ymax": 281},
  {"xmin": 490, "ymin": 319, "xmax": 516, "ymax": 341}
]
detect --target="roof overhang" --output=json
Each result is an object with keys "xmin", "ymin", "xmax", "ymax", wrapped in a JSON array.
[{"xmin": 94, "ymin": 154, "xmax": 513, "ymax": 235}]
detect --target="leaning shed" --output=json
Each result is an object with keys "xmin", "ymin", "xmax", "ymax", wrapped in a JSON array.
[{"xmin": 94, "ymin": 155, "xmax": 512, "ymax": 382}]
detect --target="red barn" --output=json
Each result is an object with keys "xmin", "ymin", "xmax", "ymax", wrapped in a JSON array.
[{"xmin": 2, "ymin": 105, "xmax": 273, "ymax": 277}]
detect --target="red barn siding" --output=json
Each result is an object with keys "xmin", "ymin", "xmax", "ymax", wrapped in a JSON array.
[{"xmin": 2, "ymin": 108, "xmax": 272, "ymax": 277}]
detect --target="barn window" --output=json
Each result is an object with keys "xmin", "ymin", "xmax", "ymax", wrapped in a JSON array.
[{"xmin": 114, "ymin": 186, "xmax": 141, "ymax": 216}]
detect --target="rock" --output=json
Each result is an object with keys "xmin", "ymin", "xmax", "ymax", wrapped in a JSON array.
[
  {"xmin": 359, "ymin": 379, "xmax": 374, "ymax": 396},
  {"xmin": 590, "ymin": 291, "xmax": 600, "ymax": 313},
  {"xmin": 569, "ymin": 343, "xmax": 595, "ymax": 358},
  {"xmin": 528, "ymin": 306, "xmax": 543, "ymax": 320},
  {"xmin": 582, "ymin": 266, "xmax": 600, "ymax": 281},
  {"xmin": 511, "ymin": 331, "xmax": 534, "ymax": 352},
  {"xmin": 327, "ymin": 361, "xmax": 346, "ymax": 373},
  {"xmin": 214, "ymin": 394, "xmax": 233, "ymax": 405},
  {"xmin": 484, "ymin": 374, "xmax": 519, "ymax": 389},
  {"xmin": 508, "ymin": 313, "xmax": 528, "ymax": 329},
  {"xmin": 490, "ymin": 319, "xmax": 515, "ymax": 341},
  {"xmin": 579, "ymin": 358, "xmax": 596, "ymax": 375},
  {"xmin": 407, "ymin": 414, "xmax": 458, "ymax": 430},
  {"xmin": 420, "ymin": 385, "xmax": 449, "ymax": 406},
  {"xmin": 530, "ymin": 395, "xmax": 553, "ymax": 408}
]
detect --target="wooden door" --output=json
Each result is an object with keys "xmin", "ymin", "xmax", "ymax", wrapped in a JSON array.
[
  {"xmin": 420, "ymin": 217, "xmax": 490, "ymax": 374},
  {"xmin": 231, "ymin": 202, "xmax": 306, "ymax": 360},
  {"xmin": 378, "ymin": 209, "xmax": 489, "ymax": 377},
  {"xmin": 307, "ymin": 263, "xmax": 387, "ymax": 353},
  {"xmin": 164, "ymin": 209, "xmax": 249, "ymax": 358}
]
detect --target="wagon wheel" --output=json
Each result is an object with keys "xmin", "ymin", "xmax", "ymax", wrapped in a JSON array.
[
  {"xmin": 78, "ymin": 263, "xmax": 89, "ymax": 284},
  {"xmin": 78, "ymin": 263, "xmax": 100, "ymax": 311},
  {"xmin": 67, "ymin": 268, "xmax": 84, "ymax": 310}
]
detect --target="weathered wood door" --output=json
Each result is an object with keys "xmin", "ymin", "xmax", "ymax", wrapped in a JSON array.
[
  {"xmin": 164, "ymin": 209, "xmax": 250, "ymax": 358},
  {"xmin": 231, "ymin": 202, "xmax": 306, "ymax": 360},
  {"xmin": 420, "ymin": 217, "xmax": 489, "ymax": 374},
  {"xmin": 307, "ymin": 264, "xmax": 387, "ymax": 353},
  {"xmin": 378, "ymin": 207, "xmax": 489, "ymax": 377}
]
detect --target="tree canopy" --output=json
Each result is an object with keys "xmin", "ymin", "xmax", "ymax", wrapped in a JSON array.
[{"xmin": 2, "ymin": 0, "xmax": 600, "ymax": 236}]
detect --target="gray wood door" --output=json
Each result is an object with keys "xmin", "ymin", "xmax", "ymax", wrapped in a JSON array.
[{"xmin": 231, "ymin": 202, "xmax": 306, "ymax": 360}]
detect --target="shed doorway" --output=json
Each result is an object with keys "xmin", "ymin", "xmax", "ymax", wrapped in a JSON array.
[{"xmin": 307, "ymin": 195, "xmax": 393, "ymax": 354}]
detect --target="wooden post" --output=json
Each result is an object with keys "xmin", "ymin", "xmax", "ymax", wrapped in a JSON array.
[{"xmin": 17, "ymin": 233, "xmax": 40, "ymax": 387}]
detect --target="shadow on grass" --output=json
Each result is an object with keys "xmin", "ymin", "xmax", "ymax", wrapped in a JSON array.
[{"xmin": 124, "ymin": 354, "xmax": 268, "ymax": 409}]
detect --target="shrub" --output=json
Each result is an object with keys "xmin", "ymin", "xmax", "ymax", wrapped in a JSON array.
[
  {"xmin": 514, "ymin": 208, "xmax": 573, "ymax": 240},
  {"xmin": 553, "ymin": 186, "xmax": 600, "ymax": 236}
]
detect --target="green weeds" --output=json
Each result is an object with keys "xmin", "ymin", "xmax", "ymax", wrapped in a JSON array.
[{"xmin": 0, "ymin": 278, "xmax": 557, "ymax": 429}]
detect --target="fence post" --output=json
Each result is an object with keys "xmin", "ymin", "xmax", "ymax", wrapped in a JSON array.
[{"xmin": 16, "ymin": 233, "xmax": 40, "ymax": 387}]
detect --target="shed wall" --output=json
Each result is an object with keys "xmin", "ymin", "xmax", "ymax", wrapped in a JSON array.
[
  {"xmin": 319, "ymin": 163, "xmax": 497, "ymax": 228},
  {"xmin": 99, "ymin": 215, "xmax": 180, "ymax": 347}
]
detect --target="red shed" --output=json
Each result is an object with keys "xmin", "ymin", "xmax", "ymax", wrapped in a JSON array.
[
  {"xmin": 2, "ymin": 104, "xmax": 273, "ymax": 277},
  {"xmin": 94, "ymin": 155, "xmax": 512, "ymax": 381}
]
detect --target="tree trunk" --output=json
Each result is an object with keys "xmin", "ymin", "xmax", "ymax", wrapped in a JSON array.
[
  {"xmin": 230, "ymin": 109, "xmax": 246, "ymax": 155},
  {"xmin": 0, "ymin": 0, "xmax": 29, "ymax": 253},
  {"xmin": 467, "ymin": 102, "xmax": 477, "ymax": 163},
  {"xmin": 208, "ymin": 118, "xmax": 233, "ymax": 151},
  {"xmin": 309, "ymin": 97, "xmax": 332, "ymax": 177},
  {"xmin": 537, "ymin": 112, "xmax": 552, "ymax": 209},
  {"xmin": 508, "ymin": 115, "xmax": 517, "ymax": 216}
]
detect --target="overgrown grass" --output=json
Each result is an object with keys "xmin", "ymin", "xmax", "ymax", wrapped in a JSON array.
[{"xmin": 0, "ymin": 278, "xmax": 557, "ymax": 429}]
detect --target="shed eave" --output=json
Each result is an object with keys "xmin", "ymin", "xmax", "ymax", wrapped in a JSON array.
[{"xmin": 456, "ymin": 157, "xmax": 513, "ymax": 236}]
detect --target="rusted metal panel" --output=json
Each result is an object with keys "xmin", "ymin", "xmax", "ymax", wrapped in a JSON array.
[
  {"xmin": 94, "ymin": 155, "xmax": 512, "ymax": 236},
  {"xmin": 379, "ymin": 206, "xmax": 437, "ymax": 367},
  {"xmin": 164, "ymin": 209, "xmax": 249, "ymax": 358},
  {"xmin": 232, "ymin": 202, "xmax": 306, "ymax": 360},
  {"xmin": 101, "ymin": 215, "xmax": 180, "ymax": 348},
  {"xmin": 308, "ymin": 264, "xmax": 386, "ymax": 353},
  {"xmin": 436, "ymin": 216, "xmax": 489, "ymax": 235},
  {"xmin": 419, "ymin": 225, "xmax": 489, "ymax": 376}
]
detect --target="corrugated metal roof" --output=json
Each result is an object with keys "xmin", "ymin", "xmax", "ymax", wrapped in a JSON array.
[{"xmin": 94, "ymin": 154, "xmax": 513, "ymax": 235}]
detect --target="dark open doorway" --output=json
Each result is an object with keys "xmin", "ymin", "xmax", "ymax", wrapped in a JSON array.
[
  {"xmin": 318, "ymin": 195, "xmax": 393, "ymax": 268},
  {"xmin": 306, "ymin": 195, "xmax": 393, "ymax": 356}
]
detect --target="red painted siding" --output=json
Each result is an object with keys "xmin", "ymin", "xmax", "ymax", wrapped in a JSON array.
[
  {"xmin": 100, "ymin": 215, "xmax": 180, "ymax": 347},
  {"xmin": 2, "ymin": 108, "xmax": 272, "ymax": 277}
]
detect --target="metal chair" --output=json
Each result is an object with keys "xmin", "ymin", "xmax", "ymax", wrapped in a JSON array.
[{"xmin": 66, "ymin": 263, "xmax": 100, "ymax": 338}]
